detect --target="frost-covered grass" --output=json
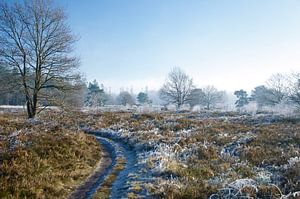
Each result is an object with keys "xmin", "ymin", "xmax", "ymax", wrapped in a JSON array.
[
  {"xmin": 0, "ymin": 112, "xmax": 101, "ymax": 198},
  {"xmin": 2, "ymin": 109, "xmax": 298, "ymax": 198},
  {"xmin": 79, "ymin": 110, "xmax": 300, "ymax": 198}
]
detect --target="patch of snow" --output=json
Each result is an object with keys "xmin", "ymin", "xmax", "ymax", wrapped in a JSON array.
[{"xmin": 0, "ymin": 105, "xmax": 24, "ymax": 109}]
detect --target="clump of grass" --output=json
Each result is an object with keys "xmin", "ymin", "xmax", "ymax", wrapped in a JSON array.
[
  {"xmin": 283, "ymin": 161, "xmax": 300, "ymax": 192},
  {"xmin": 127, "ymin": 192, "xmax": 140, "ymax": 199},
  {"xmin": 257, "ymin": 185, "xmax": 282, "ymax": 198},
  {"xmin": 157, "ymin": 179, "xmax": 217, "ymax": 199},
  {"xmin": 130, "ymin": 183, "xmax": 142, "ymax": 192}
]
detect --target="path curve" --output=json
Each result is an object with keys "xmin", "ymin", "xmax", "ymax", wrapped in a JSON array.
[
  {"xmin": 68, "ymin": 137, "xmax": 116, "ymax": 199},
  {"xmin": 69, "ymin": 131, "xmax": 154, "ymax": 199}
]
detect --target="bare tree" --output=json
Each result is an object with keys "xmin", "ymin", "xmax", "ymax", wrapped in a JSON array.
[
  {"xmin": 265, "ymin": 73, "xmax": 288, "ymax": 105},
  {"xmin": 160, "ymin": 67, "xmax": 194, "ymax": 108},
  {"xmin": 0, "ymin": 0, "xmax": 79, "ymax": 118},
  {"xmin": 287, "ymin": 72, "xmax": 300, "ymax": 109},
  {"xmin": 117, "ymin": 91, "xmax": 135, "ymax": 106},
  {"xmin": 200, "ymin": 85, "xmax": 223, "ymax": 110}
]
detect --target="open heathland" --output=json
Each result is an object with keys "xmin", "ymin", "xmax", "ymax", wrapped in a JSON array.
[
  {"xmin": 77, "ymin": 110, "xmax": 300, "ymax": 198},
  {"xmin": 1, "ymin": 109, "xmax": 300, "ymax": 198},
  {"xmin": 0, "ymin": 112, "xmax": 101, "ymax": 198}
]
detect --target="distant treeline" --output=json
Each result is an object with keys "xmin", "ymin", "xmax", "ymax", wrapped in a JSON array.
[{"xmin": 1, "ymin": 66, "xmax": 300, "ymax": 112}]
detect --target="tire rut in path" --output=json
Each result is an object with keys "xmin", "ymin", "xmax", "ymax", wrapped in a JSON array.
[
  {"xmin": 69, "ymin": 132, "xmax": 153, "ymax": 199},
  {"xmin": 68, "ymin": 137, "xmax": 116, "ymax": 199}
]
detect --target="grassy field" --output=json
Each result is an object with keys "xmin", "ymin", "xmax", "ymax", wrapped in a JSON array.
[
  {"xmin": 1, "ymin": 110, "xmax": 299, "ymax": 198},
  {"xmin": 0, "ymin": 112, "xmax": 101, "ymax": 199},
  {"xmin": 79, "ymin": 111, "xmax": 300, "ymax": 198}
]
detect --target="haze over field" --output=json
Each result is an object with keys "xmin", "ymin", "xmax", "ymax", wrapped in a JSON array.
[
  {"xmin": 55, "ymin": 0, "xmax": 300, "ymax": 93},
  {"xmin": 1, "ymin": 1, "xmax": 300, "ymax": 198}
]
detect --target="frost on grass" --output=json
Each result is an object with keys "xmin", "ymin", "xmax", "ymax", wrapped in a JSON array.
[
  {"xmin": 0, "ymin": 112, "xmax": 102, "ymax": 198},
  {"xmin": 2, "ymin": 109, "xmax": 297, "ymax": 198},
  {"xmin": 67, "ymin": 110, "xmax": 300, "ymax": 198}
]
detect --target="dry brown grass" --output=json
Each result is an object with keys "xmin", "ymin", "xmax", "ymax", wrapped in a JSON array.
[
  {"xmin": 0, "ymin": 112, "xmax": 101, "ymax": 199},
  {"xmin": 4, "ymin": 110, "xmax": 296, "ymax": 198},
  {"xmin": 81, "ymin": 111, "xmax": 300, "ymax": 198}
]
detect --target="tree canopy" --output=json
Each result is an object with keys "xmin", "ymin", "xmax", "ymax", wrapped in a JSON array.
[
  {"xmin": 0, "ymin": 0, "xmax": 79, "ymax": 118},
  {"xmin": 160, "ymin": 67, "xmax": 194, "ymax": 108}
]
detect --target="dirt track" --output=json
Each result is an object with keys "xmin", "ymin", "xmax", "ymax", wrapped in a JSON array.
[{"xmin": 69, "ymin": 132, "xmax": 154, "ymax": 199}]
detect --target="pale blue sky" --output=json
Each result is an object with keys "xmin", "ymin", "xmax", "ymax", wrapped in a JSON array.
[{"xmin": 56, "ymin": 0, "xmax": 300, "ymax": 93}]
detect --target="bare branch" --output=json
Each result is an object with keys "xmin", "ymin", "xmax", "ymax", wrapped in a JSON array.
[
  {"xmin": 0, "ymin": 0, "xmax": 80, "ymax": 118},
  {"xmin": 160, "ymin": 67, "xmax": 194, "ymax": 108}
]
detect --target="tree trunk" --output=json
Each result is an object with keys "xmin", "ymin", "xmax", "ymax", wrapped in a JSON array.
[
  {"xmin": 26, "ymin": 100, "xmax": 34, "ymax": 118},
  {"xmin": 32, "ymin": 92, "xmax": 38, "ymax": 118},
  {"xmin": 25, "ymin": 93, "xmax": 38, "ymax": 119},
  {"xmin": 177, "ymin": 103, "xmax": 180, "ymax": 109}
]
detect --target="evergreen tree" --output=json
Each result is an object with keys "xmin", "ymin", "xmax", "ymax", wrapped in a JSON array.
[
  {"xmin": 187, "ymin": 88, "xmax": 205, "ymax": 107},
  {"xmin": 250, "ymin": 86, "xmax": 274, "ymax": 108},
  {"xmin": 234, "ymin": 90, "xmax": 249, "ymax": 108},
  {"xmin": 85, "ymin": 80, "xmax": 107, "ymax": 107},
  {"xmin": 137, "ymin": 92, "xmax": 149, "ymax": 104}
]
